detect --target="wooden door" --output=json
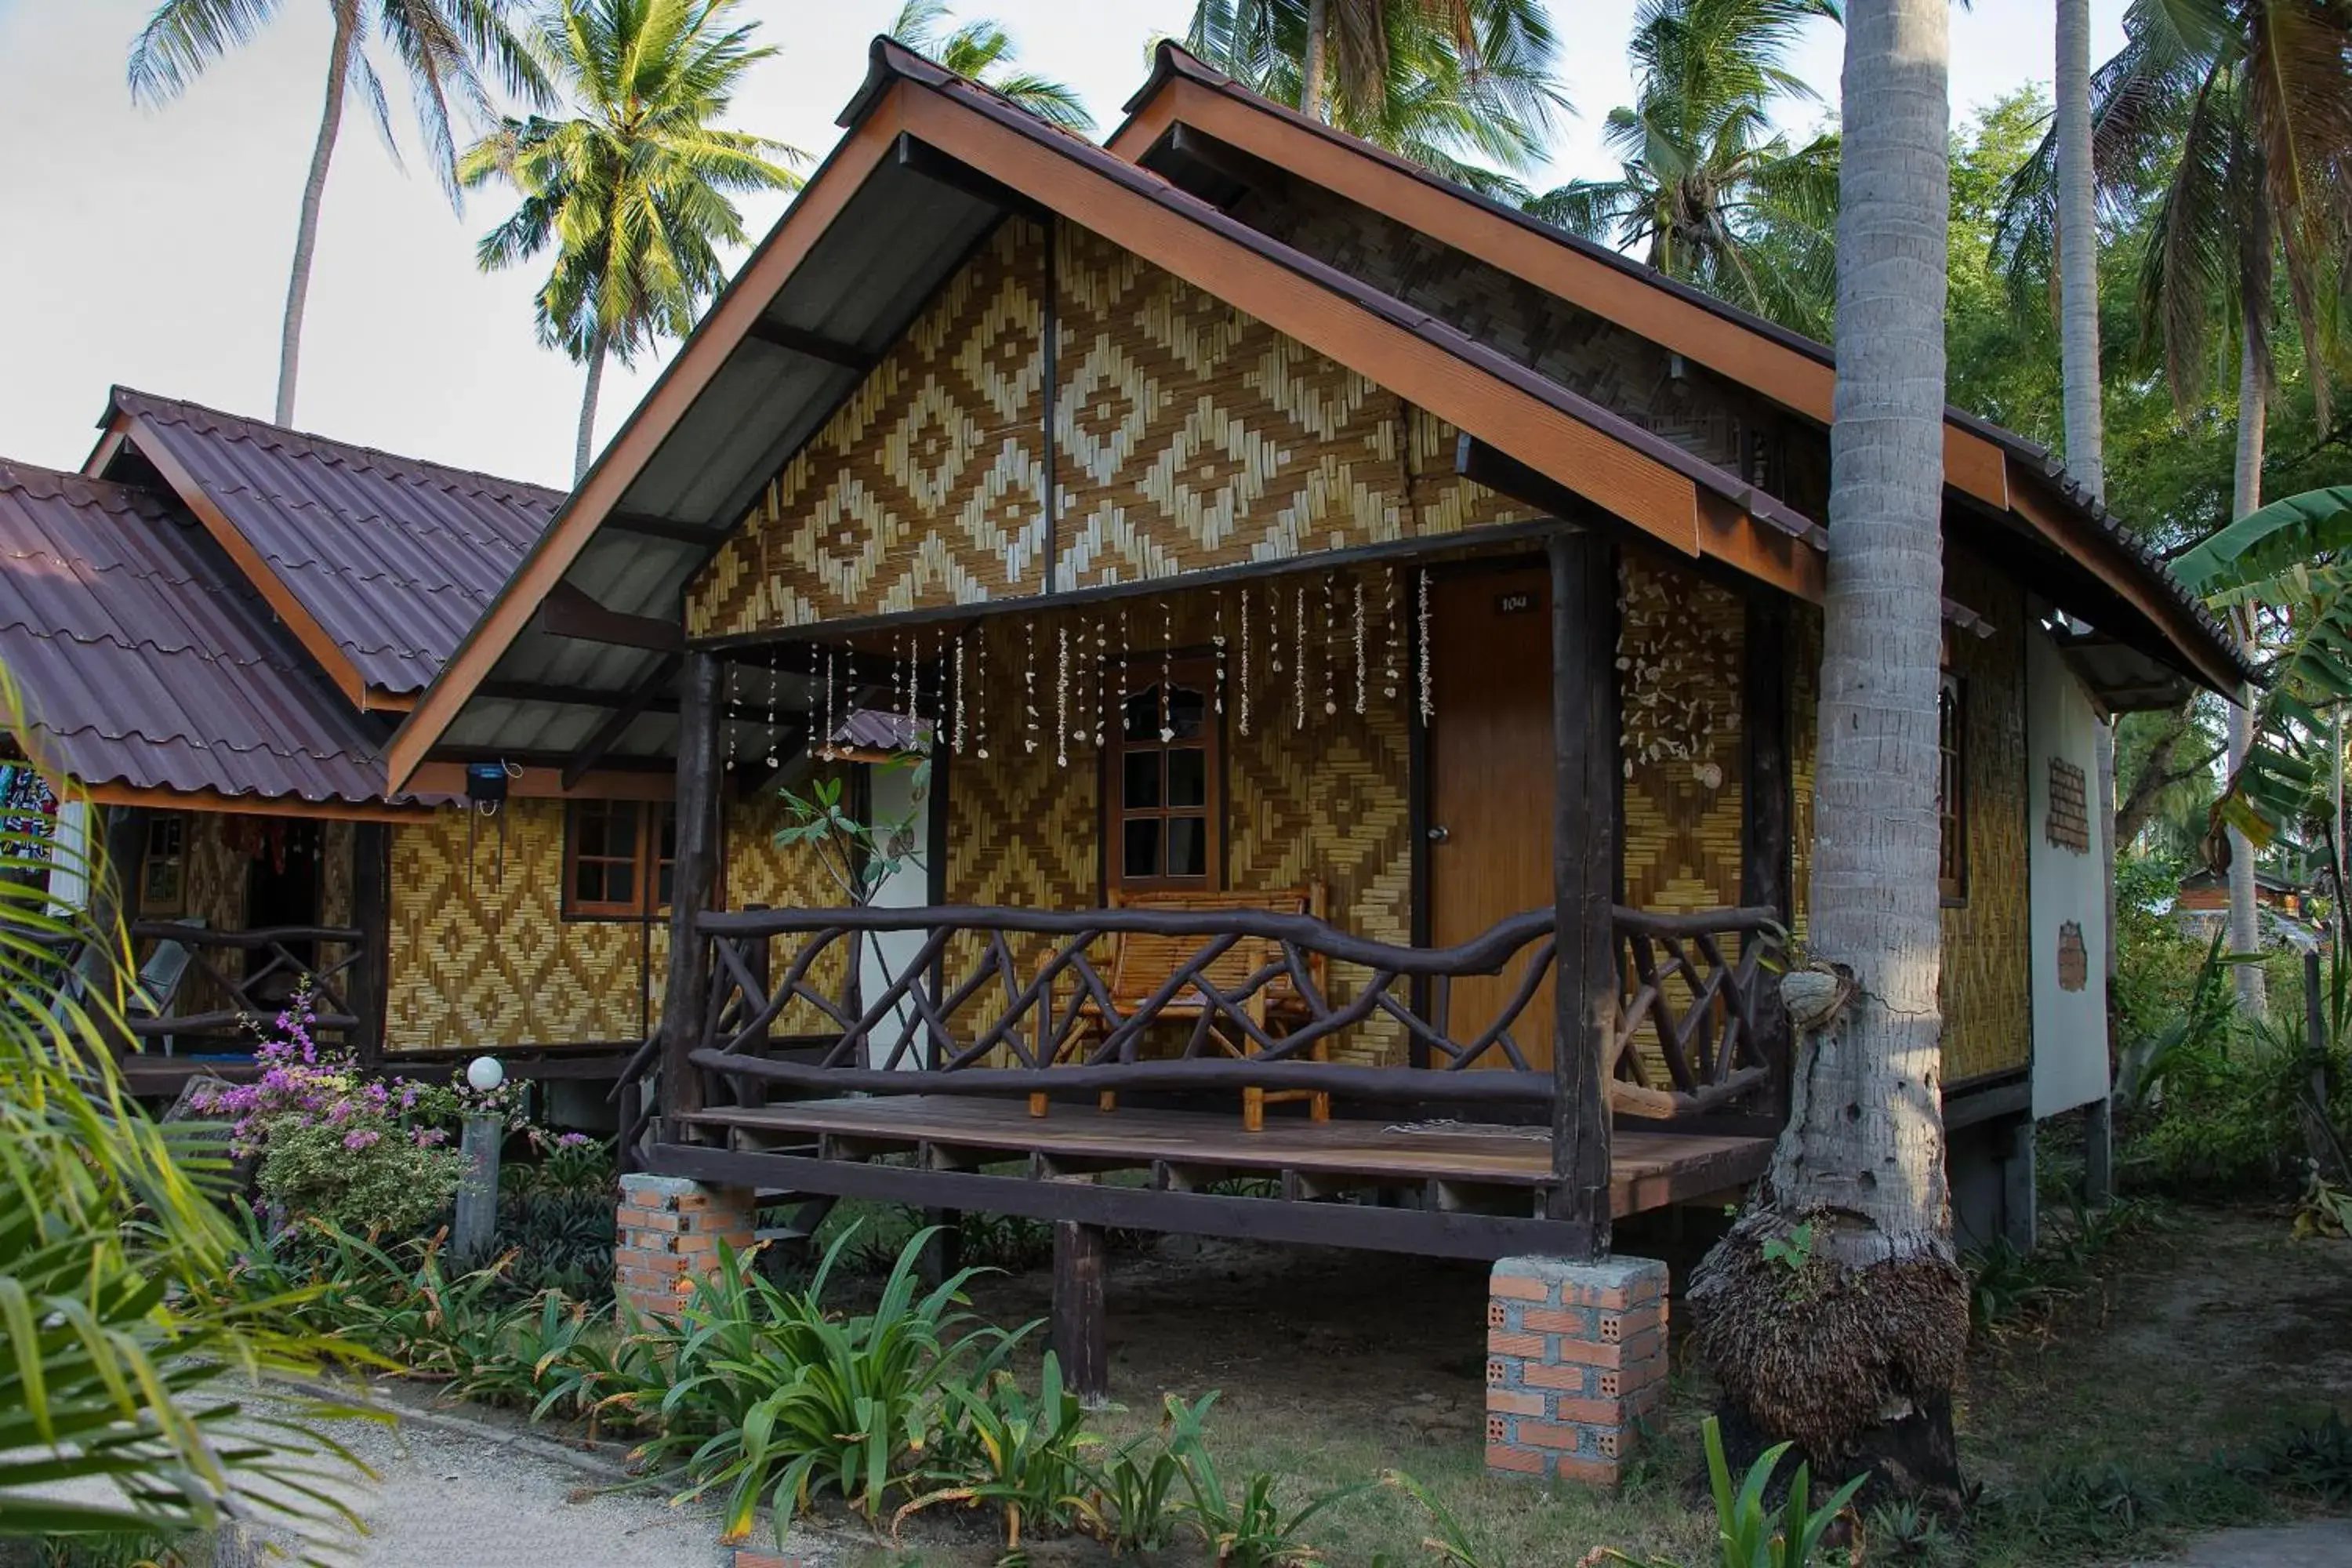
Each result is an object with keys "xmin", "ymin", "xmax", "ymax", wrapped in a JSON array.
[{"xmin": 1428, "ymin": 564, "xmax": 1557, "ymax": 1070}]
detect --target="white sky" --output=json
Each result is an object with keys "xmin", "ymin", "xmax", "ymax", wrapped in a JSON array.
[{"xmin": 0, "ymin": 0, "xmax": 2125, "ymax": 486}]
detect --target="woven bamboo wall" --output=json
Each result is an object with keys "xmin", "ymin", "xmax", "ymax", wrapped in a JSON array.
[
  {"xmin": 687, "ymin": 219, "xmax": 1534, "ymax": 639},
  {"xmin": 722, "ymin": 769, "xmax": 859, "ymax": 1037},
  {"xmin": 1941, "ymin": 549, "xmax": 2031, "ymax": 1084},
  {"xmin": 386, "ymin": 803, "xmax": 653, "ymax": 1052},
  {"xmin": 1232, "ymin": 170, "xmax": 1820, "ymax": 516},
  {"xmin": 1620, "ymin": 552, "xmax": 1745, "ymax": 916}
]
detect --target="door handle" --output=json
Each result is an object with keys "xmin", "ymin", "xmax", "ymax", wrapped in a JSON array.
[{"xmin": 1427, "ymin": 824, "xmax": 1450, "ymax": 844}]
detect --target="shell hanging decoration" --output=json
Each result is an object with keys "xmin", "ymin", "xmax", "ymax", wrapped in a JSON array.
[
  {"xmin": 1092, "ymin": 616, "xmax": 1107, "ymax": 746},
  {"xmin": 1320, "ymin": 575, "xmax": 1337, "ymax": 718},
  {"xmin": 1212, "ymin": 590, "xmax": 1226, "ymax": 716},
  {"xmin": 974, "ymin": 630, "xmax": 990, "ymax": 760},
  {"xmin": 1617, "ymin": 561, "xmax": 1740, "ymax": 784},
  {"xmin": 1352, "ymin": 577, "xmax": 1367, "ymax": 717},
  {"xmin": 1117, "ymin": 606, "xmax": 1130, "ymax": 728},
  {"xmin": 1416, "ymin": 568, "xmax": 1435, "ymax": 724},
  {"xmin": 723, "ymin": 663, "xmax": 737, "ymax": 772},
  {"xmin": 818, "ymin": 647, "xmax": 835, "ymax": 763},
  {"xmin": 764, "ymin": 644, "xmax": 780, "ymax": 768},
  {"xmin": 1022, "ymin": 619, "xmax": 1039, "ymax": 755},
  {"xmin": 1293, "ymin": 584, "xmax": 1307, "ymax": 731},
  {"xmin": 1382, "ymin": 565, "xmax": 1400, "ymax": 701},
  {"xmin": 952, "ymin": 634, "xmax": 967, "ymax": 755},
  {"xmin": 1160, "ymin": 601, "xmax": 1175, "ymax": 742},
  {"xmin": 1237, "ymin": 587, "xmax": 1252, "ymax": 737},
  {"xmin": 1265, "ymin": 583, "xmax": 1282, "ymax": 735},
  {"xmin": 1055, "ymin": 622, "xmax": 1071, "ymax": 768},
  {"xmin": 906, "ymin": 628, "xmax": 920, "ymax": 728}
]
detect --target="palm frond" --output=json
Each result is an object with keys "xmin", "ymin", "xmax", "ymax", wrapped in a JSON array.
[{"xmin": 125, "ymin": 0, "xmax": 281, "ymax": 106}]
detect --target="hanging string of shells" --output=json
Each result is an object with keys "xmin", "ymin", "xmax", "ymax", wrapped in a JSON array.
[{"xmin": 731, "ymin": 563, "xmax": 1446, "ymax": 772}]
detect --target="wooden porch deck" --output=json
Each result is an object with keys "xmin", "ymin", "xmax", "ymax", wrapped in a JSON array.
[{"xmin": 654, "ymin": 1095, "xmax": 1771, "ymax": 1260}]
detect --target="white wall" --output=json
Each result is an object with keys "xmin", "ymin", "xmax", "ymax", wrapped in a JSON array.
[
  {"xmin": 2027, "ymin": 630, "xmax": 2111, "ymax": 1118},
  {"xmin": 858, "ymin": 759, "xmax": 933, "ymax": 1069}
]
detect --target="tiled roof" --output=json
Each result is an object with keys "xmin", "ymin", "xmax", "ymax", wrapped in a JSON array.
[
  {"xmin": 0, "ymin": 459, "xmax": 394, "ymax": 804},
  {"xmin": 108, "ymin": 387, "xmax": 562, "ymax": 697}
]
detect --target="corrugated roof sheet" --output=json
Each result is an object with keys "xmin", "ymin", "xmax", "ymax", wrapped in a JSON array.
[
  {"xmin": 111, "ymin": 387, "xmax": 562, "ymax": 697},
  {"xmin": 0, "ymin": 460, "xmax": 394, "ymax": 804}
]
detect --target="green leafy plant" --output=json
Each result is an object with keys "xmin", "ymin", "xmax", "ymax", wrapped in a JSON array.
[
  {"xmin": 1596, "ymin": 1417, "xmax": 1864, "ymax": 1568},
  {"xmin": 2295, "ymin": 1163, "xmax": 2352, "ymax": 1239},
  {"xmin": 634, "ymin": 1224, "xmax": 1026, "ymax": 1542},
  {"xmin": 1165, "ymin": 1392, "xmax": 1364, "ymax": 1566},
  {"xmin": 1076, "ymin": 1418, "xmax": 1191, "ymax": 1555},
  {"xmin": 898, "ymin": 1352, "xmax": 1102, "ymax": 1552},
  {"xmin": 1379, "ymin": 1467, "xmax": 1503, "ymax": 1566},
  {"xmin": 1860, "ymin": 1499, "xmax": 1955, "ymax": 1564}
]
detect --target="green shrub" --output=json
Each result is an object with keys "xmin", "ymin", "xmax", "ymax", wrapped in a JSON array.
[
  {"xmin": 1080, "ymin": 1421, "xmax": 1190, "ymax": 1555},
  {"xmin": 1595, "ymin": 1416, "xmax": 1864, "ymax": 1568},
  {"xmin": 254, "ymin": 1116, "xmax": 465, "ymax": 1235},
  {"xmin": 898, "ymin": 1351, "xmax": 1102, "ymax": 1552},
  {"xmin": 631, "ymin": 1225, "xmax": 1028, "ymax": 1541},
  {"xmin": 1164, "ymin": 1392, "xmax": 1366, "ymax": 1567}
]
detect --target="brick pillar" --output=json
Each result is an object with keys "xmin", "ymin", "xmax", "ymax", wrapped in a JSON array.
[
  {"xmin": 1486, "ymin": 1254, "xmax": 1668, "ymax": 1485},
  {"xmin": 615, "ymin": 1174, "xmax": 757, "ymax": 1321}
]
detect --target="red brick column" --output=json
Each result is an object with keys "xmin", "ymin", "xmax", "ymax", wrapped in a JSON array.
[
  {"xmin": 615, "ymin": 1174, "xmax": 757, "ymax": 1322},
  {"xmin": 1485, "ymin": 1254, "xmax": 1669, "ymax": 1485}
]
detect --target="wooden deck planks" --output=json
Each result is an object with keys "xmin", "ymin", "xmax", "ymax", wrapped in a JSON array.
[{"xmin": 681, "ymin": 1095, "xmax": 1769, "ymax": 1219}]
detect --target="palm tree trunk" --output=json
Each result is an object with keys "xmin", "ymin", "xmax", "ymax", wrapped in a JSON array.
[
  {"xmin": 277, "ymin": 2, "xmax": 359, "ymax": 428},
  {"xmin": 1689, "ymin": 0, "xmax": 1966, "ymax": 1497},
  {"xmin": 575, "ymin": 336, "xmax": 608, "ymax": 483},
  {"xmin": 2226, "ymin": 332, "xmax": 2267, "ymax": 1013},
  {"xmin": 1299, "ymin": 0, "xmax": 1330, "ymax": 121}
]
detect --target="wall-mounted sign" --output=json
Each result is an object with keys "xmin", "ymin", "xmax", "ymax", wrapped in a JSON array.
[{"xmin": 1494, "ymin": 591, "xmax": 1537, "ymax": 616}]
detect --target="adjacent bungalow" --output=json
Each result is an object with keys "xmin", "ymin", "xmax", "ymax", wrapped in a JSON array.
[{"xmin": 365, "ymin": 38, "xmax": 2252, "ymax": 1464}]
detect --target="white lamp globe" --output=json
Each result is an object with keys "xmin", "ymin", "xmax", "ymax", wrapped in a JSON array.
[{"xmin": 465, "ymin": 1055, "xmax": 505, "ymax": 1093}]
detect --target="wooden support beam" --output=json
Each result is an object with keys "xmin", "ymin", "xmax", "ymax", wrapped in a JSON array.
[
  {"xmin": 656, "ymin": 653, "xmax": 723, "ymax": 1138},
  {"xmin": 893, "ymin": 131, "xmax": 1046, "ymax": 216},
  {"xmin": 564, "ymin": 654, "xmax": 684, "ymax": 790},
  {"xmin": 604, "ymin": 510, "xmax": 713, "ymax": 546},
  {"xmin": 539, "ymin": 583, "xmax": 685, "ymax": 652},
  {"xmin": 349, "ymin": 822, "xmax": 390, "ymax": 1069},
  {"xmin": 741, "ymin": 318, "xmax": 877, "ymax": 371},
  {"xmin": 1548, "ymin": 528, "xmax": 1616, "ymax": 1254},
  {"xmin": 1053, "ymin": 1220, "xmax": 1109, "ymax": 1407}
]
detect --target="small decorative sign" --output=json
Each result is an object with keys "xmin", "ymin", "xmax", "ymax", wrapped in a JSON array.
[{"xmin": 1494, "ymin": 590, "xmax": 1537, "ymax": 616}]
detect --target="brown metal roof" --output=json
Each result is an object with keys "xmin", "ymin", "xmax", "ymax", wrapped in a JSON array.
[
  {"xmin": 100, "ymin": 387, "xmax": 561, "ymax": 699},
  {"xmin": 0, "ymin": 459, "xmax": 395, "ymax": 805}
]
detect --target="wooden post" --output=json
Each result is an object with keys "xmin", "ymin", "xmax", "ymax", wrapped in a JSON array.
[
  {"xmin": 738, "ymin": 902, "xmax": 771, "ymax": 1110},
  {"xmin": 1741, "ymin": 597, "xmax": 1794, "ymax": 1116},
  {"xmin": 1548, "ymin": 528, "xmax": 1616, "ymax": 1256},
  {"xmin": 349, "ymin": 822, "xmax": 390, "ymax": 1069},
  {"xmin": 1052, "ymin": 1220, "xmax": 1109, "ymax": 1407},
  {"xmin": 658, "ymin": 652, "xmax": 724, "ymax": 1140}
]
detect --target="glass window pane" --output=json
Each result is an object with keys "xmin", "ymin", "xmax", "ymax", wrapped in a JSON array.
[
  {"xmin": 1167, "ymin": 747, "xmax": 1207, "ymax": 808},
  {"xmin": 1167, "ymin": 816, "xmax": 1207, "ymax": 877},
  {"xmin": 577, "ymin": 815, "xmax": 606, "ymax": 858},
  {"xmin": 1167, "ymin": 684, "xmax": 1206, "ymax": 739},
  {"xmin": 575, "ymin": 863, "xmax": 603, "ymax": 905},
  {"xmin": 657, "ymin": 806, "xmax": 677, "ymax": 862},
  {"xmin": 1123, "ymin": 686, "xmax": 1160, "ymax": 742},
  {"xmin": 656, "ymin": 863, "xmax": 674, "ymax": 909},
  {"xmin": 1123, "ymin": 751, "xmax": 1161, "ymax": 809},
  {"xmin": 1123, "ymin": 818, "xmax": 1162, "ymax": 880},
  {"xmin": 606, "ymin": 808, "xmax": 637, "ymax": 859}
]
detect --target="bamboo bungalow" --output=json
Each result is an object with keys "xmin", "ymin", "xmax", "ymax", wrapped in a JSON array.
[
  {"xmin": 377, "ymin": 40, "xmax": 2247, "ymax": 1467},
  {"xmin": 0, "ymin": 390, "xmax": 686, "ymax": 1096}
]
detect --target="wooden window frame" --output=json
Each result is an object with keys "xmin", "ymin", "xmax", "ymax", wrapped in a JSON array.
[
  {"xmin": 1106, "ymin": 654, "xmax": 1224, "ymax": 895},
  {"xmin": 1937, "ymin": 671, "xmax": 1967, "ymax": 906},
  {"xmin": 138, "ymin": 812, "xmax": 187, "ymax": 916},
  {"xmin": 563, "ymin": 800, "xmax": 677, "ymax": 920}
]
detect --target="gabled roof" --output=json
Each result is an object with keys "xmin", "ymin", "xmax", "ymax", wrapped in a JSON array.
[
  {"xmin": 0, "ymin": 459, "xmax": 398, "ymax": 810},
  {"xmin": 1109, "ymin": 42, "xmax": 2256, "ymax": 700},
  {"xmin": 88, "ymin": 387, "xmax": 560, "ymax": 710},
  {"xmin": 384, "ymin": 36, "xmax": 1828, "ymax": 789}
]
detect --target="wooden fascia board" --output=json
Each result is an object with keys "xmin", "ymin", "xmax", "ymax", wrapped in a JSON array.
[
  {"xmin": 404, "ymin": 762, "xmax": 675, "ymax": 801},
  {"xmin": 78, "ymin": 782, "xmax": 426, "ymax": 824},
  {"xmin": 383, "ymin": 106, "xmax": 905, "ymax": 793},
  {"xmin": 2004, "ymin": 457, "xmax": 2245, "ymax": 700},
  {"xmin": 1117, "ymin": 80, "xmax": 2018, "ymax": 514},
  {"xmin": 121, "ymin": 412, "xmax": 373, "ymax": 712},
  {"xmin": 893, "ymin": 92, "xmax": 1746, "ymax": 574}
]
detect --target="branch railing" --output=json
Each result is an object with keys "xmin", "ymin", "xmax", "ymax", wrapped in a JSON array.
[
  {"xmin": 660, "ymin": 902, "xmax": 1784, "ymax": 1120},
  {"xmin": 124, "ymin": 921, "xmax": 367, "ymax": 1041}
]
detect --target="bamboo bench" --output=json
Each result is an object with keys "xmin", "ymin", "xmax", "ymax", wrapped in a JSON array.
[{"xmin": 1033, "ymin": 884, "xmax": 1332, "ymax": 1131}]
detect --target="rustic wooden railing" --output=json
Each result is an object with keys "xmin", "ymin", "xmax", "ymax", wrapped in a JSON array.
[
  {"xmin": 125, "ymin": 921, "xmax": 368, "ymax": 1041},
  {"xmin": 653, "ymin": 902, "xmax": 1782, "ymax": 1123}
]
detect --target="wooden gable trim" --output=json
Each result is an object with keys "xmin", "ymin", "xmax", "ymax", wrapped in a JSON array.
[
  {"xmin": 76, "ymin": 782, "xmax": 425, "ymax": 824},
  {"xmin": 113, "ymin": 412, "xmax": 382, "ymax": 713},
  {"xmin": 403, "ymin": 762, "xmax": 675, "ymax": 801},
  {"xmin": 384, "ymin": 109, "xmax": 902, "ymax": 792},
  {"xmin": 1109, "ymin": 76, "xmax": 2017, "ymax": 512}
]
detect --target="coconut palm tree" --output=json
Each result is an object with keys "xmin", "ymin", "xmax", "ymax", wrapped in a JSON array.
[
  {"xmin": 460, "ymin": 0, "xmax": 804, "ymax": 480},
  {"xmin": 128, "ymin": 0, "xmax": 549, "ymax": 426},
  {"xmin": 1183, "ymin": 0, "xmax": 1568, "ymax": 194},
  {"xmin": 1995, "ymin": 0, "xmax": 2352, "ymax": 1013},
  {"xmin": 1686, "ymin": 0, "xmax": 1969, "ymax": 1494},
  {"xmin": 1523, "ymin": 0, "xmax": 1842, "ymax": 336},
  {"xmin": 888, "ymin": 2, "xmax": 1093, "ymax": 133}
]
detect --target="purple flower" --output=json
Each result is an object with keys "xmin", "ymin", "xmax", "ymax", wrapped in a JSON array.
[
  {"xmin": 343, "ymin": 1127, "xmax": 381, "ymax": 1151},
  {"xmin": 412, "ymin": 1127, "xmax": 448, "ymax": 1148},
  {"xmin": 555, "ymin": 1132, "xmax": 594, "ymax": 1149}
]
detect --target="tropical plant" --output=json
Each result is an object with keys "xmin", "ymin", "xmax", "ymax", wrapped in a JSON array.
[
  {"xmin": 1594, "ymin": 1417, "xmax": 1865, "ymax": 1568},
  {"xmin": 459, "ymin": 0, "xmax": 804, "ymax": 478},
  {"xmin": 632, "ymin": 1225, "xmax": 1027, "ymax": 1543},
  {"xmin": 897, "ymin": 1352, "xmax": 1102, "ymax": 1552},
  {"xmin": 1686, "ymin": 0, "xmax": 1969, "ymax": 1500},
  {"xmin": 1525, "ymin": 0, "xmax": 1843, "ymax": 336},
  {"xmin": 888, "ymin": 1, "xmax": 1092, "ymax": 132},
  {"xmin": 0, "ymin": 684, "xmax": 371, "ymax": 1552},
  {"xmin": 1184, "ymin": 0, "xmax": 1569, "ymax": 194},
  {"xmin": 126, "ymin": 0, "xmax": 548, "ymax": 424},
  {"xmin": 1163, "ymin": 1392, "xmax": 1365, "ymax": 1566},
  {"xmin": 1076, "ymin": 1419, "xmax": 1191, "ymax": 1555}
]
